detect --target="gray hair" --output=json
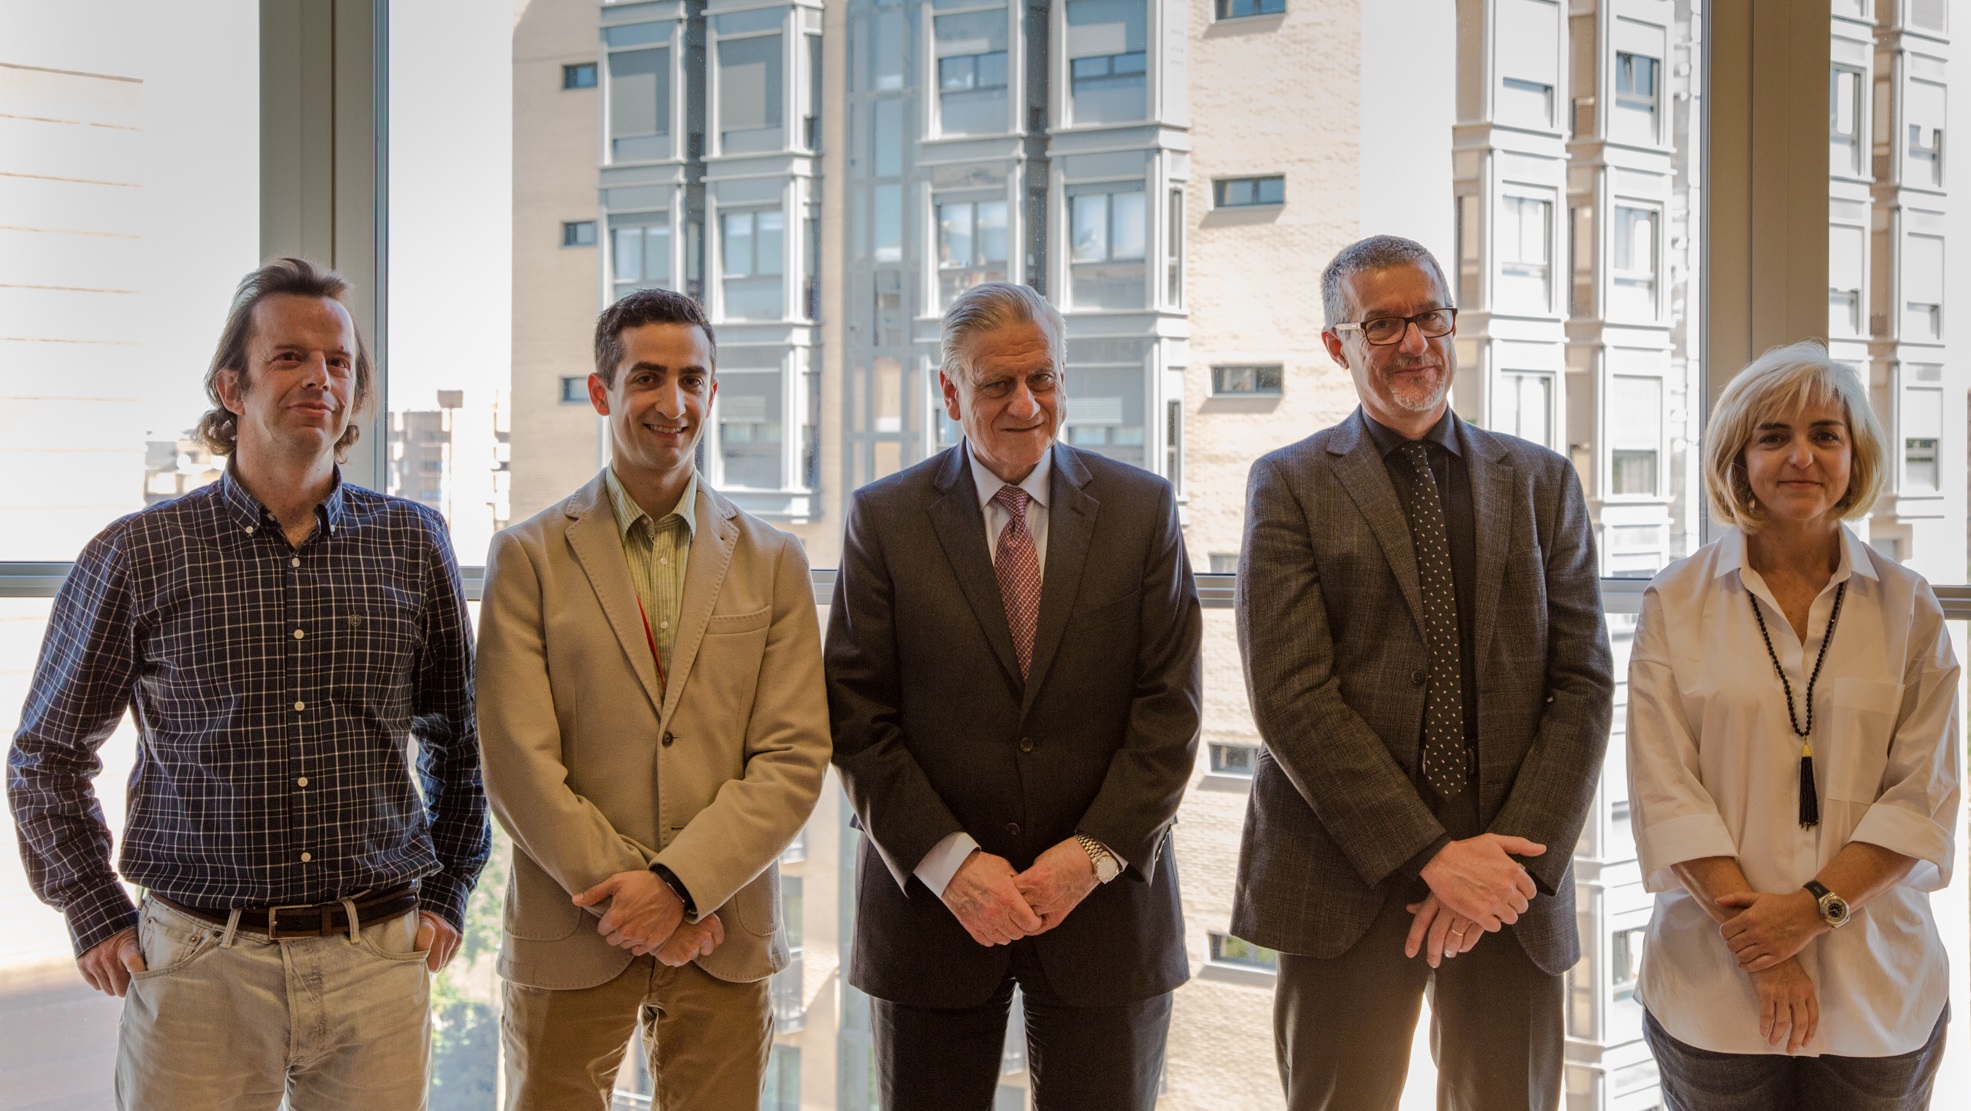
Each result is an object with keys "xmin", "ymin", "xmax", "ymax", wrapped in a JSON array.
[
  {"xmin": 938, "ymin": 281, "xmax": 1066, "ymax": 383},
  {"xmin": 1320, "ymin": 234, "xmax": 1453, "ymax": 328}
]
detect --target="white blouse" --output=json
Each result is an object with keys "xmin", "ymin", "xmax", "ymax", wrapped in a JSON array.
[{"xmin": 1626, "ymin": 526, "xmax": 1961, "ymax": 1057}]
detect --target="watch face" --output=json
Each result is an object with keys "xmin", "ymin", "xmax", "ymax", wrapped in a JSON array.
[{"xmin": 1822, "ymin": 895, "xmax": 1850, "ymax": 926}]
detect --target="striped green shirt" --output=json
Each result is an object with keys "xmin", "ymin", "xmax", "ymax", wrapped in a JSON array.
[{"xmin": 604, "ymin": 467, "xmax": 697, "ymax": 689}]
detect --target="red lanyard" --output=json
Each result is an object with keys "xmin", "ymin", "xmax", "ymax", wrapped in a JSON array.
[{"xmin": 635, "ymin": 594, "xmax": 669, "ymax": 690}]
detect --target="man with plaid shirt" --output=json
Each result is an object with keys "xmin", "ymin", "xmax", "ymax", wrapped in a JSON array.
[{"xmin": 6, "ymin": 258, "xmax": 489, "ymax": 1110}]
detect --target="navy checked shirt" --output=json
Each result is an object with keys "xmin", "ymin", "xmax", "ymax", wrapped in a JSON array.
[{"xmin": 7, "ymin": 468, "xmax": 490, "ymax": 956}]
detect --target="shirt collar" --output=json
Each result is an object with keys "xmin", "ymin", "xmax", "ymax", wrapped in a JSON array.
[
  {"xmin": 967, "ymin": 441, "xmax": 1052, "ymax": 513},
  {"xmin": 604, "ymin": 466, "xmax": 698, "ymax": 541},
  {"xmin": 1714, "ymin": 524, "xmax": 1879, "ymax": 585},
  {"xmin": 218, "ymin": 462, "xmax": 346, "ymax": 538},
  {"xmin": 1362, "ymin": 406, "xmax": 1463, "ymax": 459}
]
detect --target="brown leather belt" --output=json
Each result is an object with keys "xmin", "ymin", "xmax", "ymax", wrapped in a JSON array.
[{"xmin": 154, "ymin": 884, "xmax": 419, "ymax": 940}]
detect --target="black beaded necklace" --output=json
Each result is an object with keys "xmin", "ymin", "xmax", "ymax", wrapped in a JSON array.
[{"xmin": 1748, "ymin": 580, "xmax": 1846, "ymax": 829}]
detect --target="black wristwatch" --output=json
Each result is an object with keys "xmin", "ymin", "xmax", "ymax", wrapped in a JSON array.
[{"xmin": 1803, "ymin": 880, "xmax": 1850, "ymax": 929}]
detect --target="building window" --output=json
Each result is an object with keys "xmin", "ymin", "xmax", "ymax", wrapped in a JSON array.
[
  {"xmin": 1211, "ymin": 364, "xmax": 1283, "ymax": 395},
  {"xmin": 1165, "ymin": 398, "xmax": 1184, "ymax": 493},
  {"xmin": 1611, "ymin": 927, "xmax": 1645, "ymax": 999},
  {"xmin": 716, "ymin": 14, "xmax": 785, "ymax": 154},
  {"xmin": 717, "ymin": 371, "xmax": 785, "ymax": 488},
  {"xmin": 1610, "ymin": 205, "xmax": 1658, "ymax": 320},
  {"xmin": 1062, "ymin": 360, "xmax": 1148, "ymax": 466},
  {"xmin": 610, "ymin": 216, "xmax": 673, "ymax": 301},
  {"xmin": 1903, "ymin": 234, "xmax": 1944, "ymax": 341},
  {"xmin": 1609, "ymin": 375, "xmax": 1662, "ymax": 496},
  {"xmin": 559, "ymin": 376, "xmax": 588, "ymax": 403},
  {"xmin": 1208, "ymin": 553, "xmax": 1239, "ymax": 574},
  {"xmin": 605, "ymin": 23, "xmax": 673, "ymax": 163},
  {"xmin": 562, "ymin": 62, "xmax": 598, "ymax": 89},
  {"xmin": 936, "ymin": 7, "xmax": 1010, "ymax": 136},
  {"xmin": 1217, "ymin": 0, "xmax": 1285, "ymax": 17},
  {"xmin": 1829, "ymin": 224, "xmax": 1865, "ymax": 336},
  {"xmin": 721, "ymin": 208, "xmax": 786, "ymax": 320},
  {"xmin": 1166, "ymin": 188, "xmax": 1183, "ymax": 306},
  {"xmin": 1066, "ymin": 0, "xmax": 1148, "ymax": 125},
  {"xmin": 1905, "ymin": 79, "xmax": 1946, "ymax": 188},
  {"xmin": 1497, "ymin": 0, "xmax": 1560, "ymax": 128},
  {"xmin": 1209, "ymin": 932, "xmax": 1279, "ymax": 972},
  {"xmin": 1497, "ymin": 193, "xmax": 1553, "ymax": 313},
  {"xmin": 804, "ymin": 32, "xmax": 823, "ymax": 150},
  {"xmin": 1069, "ymin": 186, "xmax": 1147, "ymax": 310},
  {"xmin": 936, "ymin": 199, "xmax": 1010, "ymax": 307},
  {"xmin": 1208, "ymin": 742, "xmax": 1257, "ymax": 776},
  {"xmin": 561, "ymin": 220, "xmax": 596, "ymax": 247},
  {"xmin": 1906, "ymin": 438, "xmax": 1940, "ymax": 491},
  {"xmin": 1498, "ymin": 371, "xmax": 1554, "ymax": 450},
  {"xmin": 1911, "ymin": 0, "xmax": 1948, "ymax": 33},
  {"xmin": 1830, "ymin": 65, "xmax": 1864, "ymax": 176},
  {"xmin": 1213, "ymin": 175, "xmax": 1285, "ymax": 208},
  {"xmin": 1613, "ymin": 52, "xmax": 1659, "ymax": 143}
]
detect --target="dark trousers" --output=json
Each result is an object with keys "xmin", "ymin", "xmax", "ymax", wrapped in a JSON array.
[
  {"xmin": 870, "ymin": 937, "xmax": 1172, "ymax": 1111},
  {"xmin": 1273, "ymin": 786, "xmax": 1563, "ymax": 1111},
  {"xmin": 1644, "ymin": 1006, "xmax": 1949, "ymax": 1111}
]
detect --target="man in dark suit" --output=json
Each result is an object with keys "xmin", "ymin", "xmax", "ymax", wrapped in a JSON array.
[
  {"xmin": 827, "ymin": 282, "xmax": 1202, "ymax": 1110},
  {"xmin": 1233, "ymin": 235, "xmax": 1614, "ymax": 1110}
]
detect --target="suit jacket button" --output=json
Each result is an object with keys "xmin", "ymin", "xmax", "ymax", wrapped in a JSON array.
[
  {"xmin": 1019, "ymin": 737, "xmax": 1034, "ymax": 753},
  {"xmin": 1411, "ymin": 669, "xmax": 1426, "ymax": 686},
  {"xmin": 1006, "ymin": 822, "xmax": 1021, "ymax": 837},
  {"xmin": 662, "ymin": 732, "xmax": 675, "ymax": 747}
]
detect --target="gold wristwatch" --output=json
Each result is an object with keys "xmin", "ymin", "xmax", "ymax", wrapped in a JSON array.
[{"xmin": 1075, "ymin": 833, "xmax": 1120, "ymax": 883}]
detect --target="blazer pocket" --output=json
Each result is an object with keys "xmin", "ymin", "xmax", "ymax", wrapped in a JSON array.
[
  {"xmin": 504, "ymin": 851, "xmax": 583, "ymax": 942},
  {"xmin": 705, "ymin": 607, "xmax": 772, "ymax": 635},
  {"xmin": 1070, "ymin": 589, "xmax": 1139, "ymax": 630},
  {"xmin": 732, "ymin": 871, "xmax": 780, "ymax": 937},
  {"xmin": 1821, "ymin": 677, "xmax": 1903, "ymax": 803}
]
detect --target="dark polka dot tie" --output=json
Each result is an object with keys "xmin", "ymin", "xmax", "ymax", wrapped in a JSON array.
[
  {"xmin": 992, "ymin": 485, "xmax": 1041, "ymax": 679},
  {"xmin": 1399, "ymin": 442, "xmax": 1467, "ymax": 800}
]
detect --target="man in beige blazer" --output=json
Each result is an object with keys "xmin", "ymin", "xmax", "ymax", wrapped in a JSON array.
[{"xmin": 477, "ymin": 289, "xmax": 829, "ymax": 1110}]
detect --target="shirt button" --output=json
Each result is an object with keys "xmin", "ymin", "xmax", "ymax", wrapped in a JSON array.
[
  {"xmin": 659, "ymin": 620, "xmax": 669, "ymax": 629},
  {"xmin": 293, "ymin": 629, "xmax": 305, "ymax": 640},
  {"xmin": 660, "ymin": 557, "xmax": 668, "ymax": 565},
  {"xmin": 296, "ymin": 776, "xmax": 309, "ymax": 787},
  {"xmin": 1411, "ymin": 669, "xmax": 1426, "ymax": 686},
  {"xmin": 299, "ymin": 851, "xmax": 312, "ymax": 862},
  {"xmin": 1019, "ymin": 737, "xmax": 1035, "ymax": 753},
  {"xmin": 293, "ymin": 701, "xmax": 305, "ymax": 711},
  {"xmin": 244, "ymin": 525, "xmax": 256, "ymax": 535},
  {"xmin": 1006, "ymin": 823, "xmax": 1021, "ymax": 837},
  {"xmin": 290, "ymin": 557, "xmax": 300, "ymax": 568}
]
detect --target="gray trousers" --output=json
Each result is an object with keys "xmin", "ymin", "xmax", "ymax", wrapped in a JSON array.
[{"xmin": 1644, "ymin": 1006, "xmax": 1949, "ymax": 1111}]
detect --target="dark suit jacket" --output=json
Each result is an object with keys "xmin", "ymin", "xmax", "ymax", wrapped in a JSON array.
[
  {"xmin": 826, "ymin": 441, "xmax": 1202, "ymax": 1008},
  {"xmin": 1231, "ymin": 409, "xmax": 1613, "ymax": 975}
]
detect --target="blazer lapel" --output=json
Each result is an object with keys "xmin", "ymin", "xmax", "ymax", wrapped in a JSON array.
[
  {"xmin": 1328, "ymin": 410, "xmax": 1429, "ymax": 642},
  {"xmin": 564, "ymin": 472, "xmax": 666, "ymax": 718},
  {"xmin": 1021, "ymin": 443, "xmax": 1095, "ymax": 715},
  {"xmin": 1462, "ymin": 420, "xmax": 1516, "ymax": 663},
  {"xmin": 925, "ymin": 445, "xmax": 1023, "ymax": 687},
  {"xmin": 660, "ymin": 483, "xmax": 740, "ymax": 725}
]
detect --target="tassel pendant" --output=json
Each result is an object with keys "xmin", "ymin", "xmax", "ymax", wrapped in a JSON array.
[{"xmin": 1799, "ymin": 742, "xmax": 1820, "ymax": 829}]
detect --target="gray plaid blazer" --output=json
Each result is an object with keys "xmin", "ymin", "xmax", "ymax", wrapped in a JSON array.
[{"xmin": 1230, "ymin": 408, "xmax": 1613, "ymax": 975}]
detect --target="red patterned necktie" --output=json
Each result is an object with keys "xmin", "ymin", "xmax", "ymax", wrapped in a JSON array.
[{"xmin": 992, "ymin": 485, "xmax": 1041, "ymax": 679}]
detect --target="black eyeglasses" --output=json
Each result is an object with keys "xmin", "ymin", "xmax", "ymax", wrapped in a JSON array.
[{"xmin": 1332, "ymin": 308, "xmax": 1458, "ymax": 346}]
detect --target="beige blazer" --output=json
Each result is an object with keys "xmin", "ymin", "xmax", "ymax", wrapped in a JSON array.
[{"xmin": 478, "ymin": 470, "xmax": 830, "ymax": 990}]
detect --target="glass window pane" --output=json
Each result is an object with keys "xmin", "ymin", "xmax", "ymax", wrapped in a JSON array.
[
  {"xmin": 977, "ymin": 201, "xmax": 1009, "ymax": 262},
  {"xmin": 1111, "ymin": 190, "xmax": 1147, "ymax": 260},
  {"xmin": 940, "ymin": 202, "xmax": 975, "ymax": 266},
  {"xmin": 757, "ymin": 210, "xmax": 785, "ymax": 276},
  {"xmin": 1071, "ymin": 194, "xmax": 1110, "ymax": 262},
  {"xmin": 718, "ymin": 34, "xmax": 784, "ymax": 141},
  {"xmin": 614, "ymin": 225, "xmax": 643, "ymax": 282},
  {"xmin": 643, "ymin": 224, "xmax": 672, "ymax": 284},
  {"xmin": 723, "ymin": 211, "xmax": 754, "ymax": 277},
  {"xmin": 609, "ymin": 48, "xmax": 665, "ymax": 138}
]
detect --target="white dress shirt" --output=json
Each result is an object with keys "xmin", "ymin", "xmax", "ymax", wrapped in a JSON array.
[
  {"xmin": 915, "ymin": 444, "xmax": 1124, "ymax": 897},
  {"xmin": 1626, "ymin": 526, "xmax": 1961, "ymax": 1056}
]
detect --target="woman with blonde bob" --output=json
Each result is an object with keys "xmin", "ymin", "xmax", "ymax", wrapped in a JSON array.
[{"xmin": 1625, "ymin": 341, "xmax": 1960, "ymax": 1109}]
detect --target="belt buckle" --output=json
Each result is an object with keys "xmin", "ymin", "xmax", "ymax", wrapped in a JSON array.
[{"xmin": 265, "ymin": 901, "xmax": 322, "ymax": 940}]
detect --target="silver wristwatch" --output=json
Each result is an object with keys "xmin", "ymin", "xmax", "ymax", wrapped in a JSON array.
[
  {"xmin": 1075, "ymin": 833, "xmax": 1120, "ymax": 883},
  {"xmin": 1804, "ymin": 880, "xmax": 1850, "ymax": 929}
]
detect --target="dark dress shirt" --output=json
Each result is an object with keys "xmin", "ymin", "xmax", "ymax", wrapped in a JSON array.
[{"xmin": 7, "ymin": 468, "xmax": 489, "ymax": 955}]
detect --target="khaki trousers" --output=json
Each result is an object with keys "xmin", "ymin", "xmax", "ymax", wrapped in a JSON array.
[
  {"xmin": 501, "ymin": 957, "xmax": 771, "ymax": 1111},
  {"xmin": 116, "ymin": 895, "xmax": 432, "ymax": 1111}
]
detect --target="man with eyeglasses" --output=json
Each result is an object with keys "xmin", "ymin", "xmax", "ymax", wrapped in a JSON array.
[
  {"xmin": 827, "ymin": 282, "xmax": 1201, "ymax": 1109},
  {"xmin": 1229, "ymin": 235, "xmax": 1613, "ymax": 1109}
]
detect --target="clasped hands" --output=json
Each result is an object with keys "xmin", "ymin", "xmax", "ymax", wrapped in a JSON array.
[
  {"xmin": 940, "ymin": 840, "xmax": 1098, "ymax": 948},
  {"xmin": 1715, "ymin": 888, "xmax": 1830, "ymax": 1053},
  {"xmin": 574, "ymin": 869, "xmax": 725, "ymax": 967},
  {"xmin": 1403, "ymin": 833, "xmax": 1546, "ymax": 969}
]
